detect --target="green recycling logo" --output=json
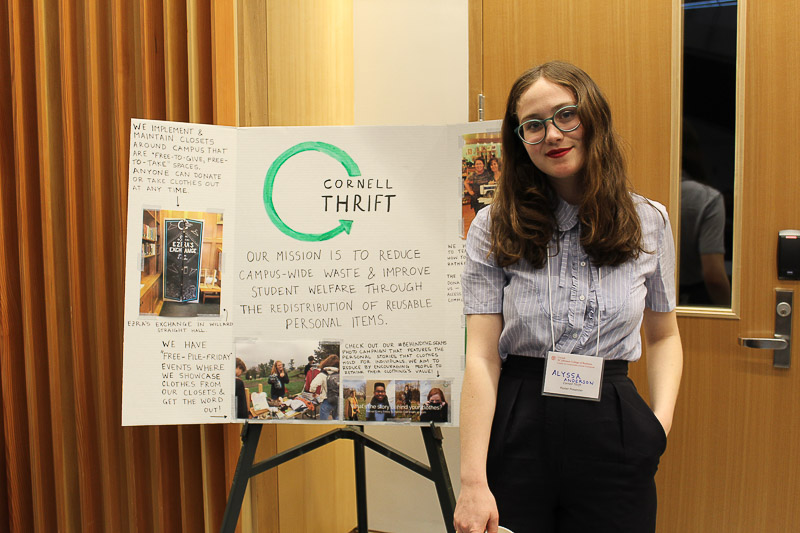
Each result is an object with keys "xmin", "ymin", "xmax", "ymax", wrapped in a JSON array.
[{"xmin": 263, "ymin": 141, "xmax": 357, "ymax": 242}]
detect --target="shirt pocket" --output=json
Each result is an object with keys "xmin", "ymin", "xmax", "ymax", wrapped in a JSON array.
[
  {"xmin": 595, "ymin": 261, "xmax": 635, "ymax": 319},
  {"xmin": 530, "ymin": 264, "xmax": 572, "ymax": 324}
]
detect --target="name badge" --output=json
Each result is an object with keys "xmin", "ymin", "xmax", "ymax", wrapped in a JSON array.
[{"xmin": 542, "ymin": 351, "xmax": 604, "ymax": 401}]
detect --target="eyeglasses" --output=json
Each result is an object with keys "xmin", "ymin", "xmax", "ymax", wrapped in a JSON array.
[{"xmin": 515, "ymin": 105, "xmax": 580, "ymax": 145}]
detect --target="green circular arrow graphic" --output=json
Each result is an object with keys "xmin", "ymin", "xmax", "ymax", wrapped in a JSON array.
[{"xmin": 263, "ymin": 141, "xmax": 358, "ymax": 242}]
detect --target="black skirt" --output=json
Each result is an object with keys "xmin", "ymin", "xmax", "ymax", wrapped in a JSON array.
[{"xmin": 487, "ymin": 355, "xmax": 667, "ymax": 533}]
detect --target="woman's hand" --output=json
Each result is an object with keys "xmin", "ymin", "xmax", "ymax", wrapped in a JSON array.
[
  {"xmin": 643, "ymin": 309, "xmax": 682, "ymax": 440},
  {"xmin": 453, "ymin": 483, "xmax": 499, "ymax": 533}
]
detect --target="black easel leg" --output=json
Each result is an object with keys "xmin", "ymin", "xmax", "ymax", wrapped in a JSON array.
[
  {"xmin": 421, "ymin": 424, "xmax": 456, "ymax": 533},
  {"xmin": 220, "ymin": 424, "xmax": 454, "ymax": 532},
  {"xmin": 353, "ymin": 425, "xmax": 369, "ymax": 533},
  {"xmin": 220, "ymin": 423, "xmax": 263, "ymax": 533}
]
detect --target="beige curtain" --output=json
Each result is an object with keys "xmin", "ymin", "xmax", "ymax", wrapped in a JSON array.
[{"xmin": 0, "ymin": 1, "xmax": 242, "ymax": 531}]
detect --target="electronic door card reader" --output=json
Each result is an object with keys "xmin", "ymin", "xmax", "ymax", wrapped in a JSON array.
[{"xmin": 778, "ymin": 230, "xmax": 800, "ymax": 280}]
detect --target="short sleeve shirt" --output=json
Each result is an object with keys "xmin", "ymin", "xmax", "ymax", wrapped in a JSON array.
[
  {"xmin": 679, "ymin": 177, "xmax": 726, "ymax": 285},
  {"xmin": 461, "ymin": 195, "xmax": 676, "ymax": 362}
]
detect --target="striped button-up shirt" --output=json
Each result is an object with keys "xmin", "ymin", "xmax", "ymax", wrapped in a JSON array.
[{"xmin": 462, "ymin": 195, "xmax": 676, "ymax": 362}]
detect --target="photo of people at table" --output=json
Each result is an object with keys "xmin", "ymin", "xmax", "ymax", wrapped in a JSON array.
[
  {"xmin": 461, "ymin": 132, "xmax": 502, "ymax": 238},
  {"xmin": 234, "ymin": 338, "xmax": 341, "ymax": 421}
]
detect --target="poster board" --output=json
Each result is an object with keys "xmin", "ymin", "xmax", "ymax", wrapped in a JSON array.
[{"xmin": 121, "ymin": 119, "xmax": 502, "ymax": 426}]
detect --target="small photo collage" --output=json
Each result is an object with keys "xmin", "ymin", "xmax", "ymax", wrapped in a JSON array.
[{"xmin": 341, "ymin": 379, "xmax": 451, "ymax": 424}]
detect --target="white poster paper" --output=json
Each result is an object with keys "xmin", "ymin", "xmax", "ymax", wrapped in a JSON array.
[{"xmin": 121, "ymin": 119, "xmax": 502, "ymax": 426}]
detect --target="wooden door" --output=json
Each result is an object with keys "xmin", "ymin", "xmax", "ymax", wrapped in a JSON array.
[{"xmin": 475, "ymin": 1, "xmax": 800, "ymax": 531}]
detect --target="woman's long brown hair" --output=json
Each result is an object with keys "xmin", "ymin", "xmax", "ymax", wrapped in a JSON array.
[{"xmin": 490, "ymin": 61, "xmax": 645, "ymax": 268}]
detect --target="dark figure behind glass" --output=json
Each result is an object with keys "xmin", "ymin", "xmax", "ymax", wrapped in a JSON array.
[{"xmin": 679, "ymin": 122, "xmax": 731, "ymax": 306}]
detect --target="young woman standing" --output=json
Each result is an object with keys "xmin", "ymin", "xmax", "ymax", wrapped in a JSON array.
[{"xmin": 454, "ymin": 61, "xmax": 682, "ymax": 533}]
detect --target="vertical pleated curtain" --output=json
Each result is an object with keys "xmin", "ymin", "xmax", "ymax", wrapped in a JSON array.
[{"xmin": 0, "ymin": 1, "xmax": 244, "ymax": 531}]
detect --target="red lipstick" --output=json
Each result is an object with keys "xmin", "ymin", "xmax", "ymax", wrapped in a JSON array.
[{"xmin": 546, "ymin": 147, "xmax": 572, "ymax": 158}]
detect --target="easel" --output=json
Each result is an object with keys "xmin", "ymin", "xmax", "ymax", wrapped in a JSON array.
[{"xmin": 220, "ymin": 422, "xmax": 456, "ymax": 533}]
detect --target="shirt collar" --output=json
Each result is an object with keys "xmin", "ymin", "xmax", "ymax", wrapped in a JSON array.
[{"xmin": 554, "ymin": 198, "xmax": 579, "ymax": 232}]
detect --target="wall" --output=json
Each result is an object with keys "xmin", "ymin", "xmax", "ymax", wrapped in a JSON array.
[
  {"xmin": 354, "ymin": 0, "xmax": 468, "ymax": 126},
  {"xmin": 353, "ymin": 1, "xmax": 468, "ymax": 531}
]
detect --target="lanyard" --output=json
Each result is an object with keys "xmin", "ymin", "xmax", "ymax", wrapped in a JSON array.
[{"xmin": 546, "ymin": 246, "xmax": 601, "ymax": 356}]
